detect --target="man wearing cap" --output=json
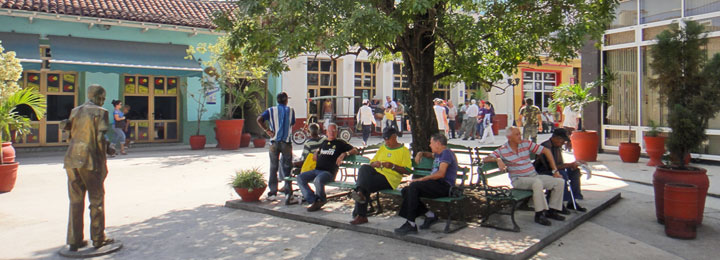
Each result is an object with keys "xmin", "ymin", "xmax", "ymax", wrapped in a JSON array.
[
  {"xmin": 534, "ymin": 128, "xmax": 586, "ymax": 212},
  {"xmin": 484, "ymin": 126, "xmax": 566, "ymax": 226},
  {"xmin": 356, "ymin": 99, "xmax": 376, "ymax": 146},
  {"xmin": 461, "ymin": 99, "xmax": 479, "ymax": 140},
  {"xmin": 349, "ymin": 127, "xmax": 412, "ymax": 225}
]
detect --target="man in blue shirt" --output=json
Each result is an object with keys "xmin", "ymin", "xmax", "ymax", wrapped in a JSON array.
[
  {"xmin": 395, "ymin": 133, "xmax": 458, "ymax": 235},
  {"xmin": 257, "ymin": 92, "xmax": 296, "ymax": 203}
]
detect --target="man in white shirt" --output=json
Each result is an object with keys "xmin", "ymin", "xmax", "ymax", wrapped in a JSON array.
[
  {"xmin": 447, "ymin": 100, "xmax": 458, "ymax": 139},
  {"xmin": 433, "ymin": 99, "xmax": 448, "ymax": 136},
  {"xmin": 561, "ymin": 106, "xmax": 580, "ymax": 151},
  {"xmin": 461, "ymin": 99, "xmax": 479, "ymax": 140},
  {"xmin": 356, "ymin": 99, "xmax": 377, "ymax": 146}
]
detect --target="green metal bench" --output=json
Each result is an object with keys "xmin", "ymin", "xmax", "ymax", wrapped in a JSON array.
[{"xmin": 474, "ymin": 147, "xmax": 533, "ymax": 232}]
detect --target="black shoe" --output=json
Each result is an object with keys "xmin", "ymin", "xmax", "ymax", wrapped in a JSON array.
[
  {"xmin": 535, "ymin": 214, "xmax": 551, "ymax": 226},
  {"xmin": 284, "ymin": 196, "xmax": 299, "ymax": 205},
  {"xmin": 419, "ymin": 216, "xmax": 439, "ymax": 230},
  {"xmin": 462, "ymin": 137, "xmax": 468, "ymax": 140},
  {"xmin": 567, "ymin": 202, "xmax": 587, "ymax": 212},
  {"xmin": 394, "ymin": 222, "xmax": 418, "ymax": 235},
  {"xmin": 470, "ymin": 137, "xmax": 475, "ymax": 140},
  {"xmin": 559, "ymin": 206, "xmax": 571, "ymax": 215},
  {"xmin": 545, "ymin": 210, "xmax": 566, "ymax": 221}
]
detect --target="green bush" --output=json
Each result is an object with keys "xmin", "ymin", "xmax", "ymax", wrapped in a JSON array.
[
  {"xmin": 229, "ymin": 167, "xmax": 267, "ymax": 191},
  {"xmin": 645, "ymin": 120, "xmax": 661, "ymax": 137}
]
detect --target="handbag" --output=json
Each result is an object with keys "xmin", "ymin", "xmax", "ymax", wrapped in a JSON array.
[{"xmin": 356, "ymin": 121, "xmax": 362, "ymax": 131}]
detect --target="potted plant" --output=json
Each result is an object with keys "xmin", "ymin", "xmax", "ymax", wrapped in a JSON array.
[
  {"xmin": 252, "ymin": 133, "xmax": 267, "ymax": 148},
  {"xmin": 618, "ymin": 78, "xmax": 640, "ymax": 163},
  {"xmin": 1, "ymin": 42, "xmax": 47, "ymax": 192},
  {"xmin": 550, "ymin": 71, "xmax": 612, "ymax": 162},
  {"xmin": 229, "ymin": 167, "xmax": 267, "ymax": 202},
  {"xmin": 643, "ymin": 120, "xmax": 665, "ymax": 166},
  {"xmin": 648, "ymin": 21, "xmax": 720, "ymax": 225},
  {"xmin": 184, "ymin": 68, "xmax": 216, "ymax": 150},
  {"xmin": 187, "ymin": 38, "xmax": 266, "ymax": 150}
]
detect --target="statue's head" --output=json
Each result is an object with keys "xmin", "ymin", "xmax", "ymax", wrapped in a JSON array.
[{"xmin": 87, "ymin": 84, "xmax": 106, "ymax": 106}]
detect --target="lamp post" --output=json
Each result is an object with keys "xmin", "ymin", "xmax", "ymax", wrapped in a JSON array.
[{"xmin": 507, "ymin": 77, "xmax": 520, "ymax": 125}]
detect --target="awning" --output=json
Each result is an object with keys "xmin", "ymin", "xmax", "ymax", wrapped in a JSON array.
[
  {"xmin": 48, "ymin": 36, "xmax": 202, "ymax": 77},
  {"xmin": 0, "ymin": 32, "xmax": 42, "ymax": 70}
]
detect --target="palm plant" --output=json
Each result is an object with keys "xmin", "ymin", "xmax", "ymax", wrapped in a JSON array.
[
  {"xmin": 550, "ymin": 69, "xmax": 613, "ymax": 131},
  {"xmin": 223, "ymin": 80, "xmax": 264, "ymax": 120},
  {"xmin": 0, "ymin": 88, "xmax": 46, "ymax": 163}
]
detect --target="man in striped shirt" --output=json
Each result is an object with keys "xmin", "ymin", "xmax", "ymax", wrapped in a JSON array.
[
  {"xmin": 258, "ymin": 92, "xmax": 295, "ymax": 202},
  {"xmin": 485, "ymin": 126, "xmax": 566, "ymax": 226}
]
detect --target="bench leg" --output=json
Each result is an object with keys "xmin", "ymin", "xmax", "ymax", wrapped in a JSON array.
[
  {"xmin": 443, "ymin": 201, "xmax": 467, "ymax": 234},
  {"xmin": 509, "ymin": 201, "xmax": 520, "ymax": 232}
]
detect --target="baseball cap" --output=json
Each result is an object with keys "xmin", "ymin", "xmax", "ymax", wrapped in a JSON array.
[
  {"xmin": 363, "ymin": 99, "xmax": 369, "ymax": 104},
  {"xmin": 382, "ymin": 127, "xmax": 398, "ymax": 140},
  {"xmin": 552, "ymin": 128, "xmax": 571, "ymax": 142}
]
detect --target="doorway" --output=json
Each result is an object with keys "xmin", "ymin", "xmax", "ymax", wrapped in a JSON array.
[{"xmin": 123, "ymin": 75, "xmax": 179, "ymax": 143}]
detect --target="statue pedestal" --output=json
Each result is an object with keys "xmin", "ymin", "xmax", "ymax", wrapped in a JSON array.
[{"xmin": 58, "ymin": 240, "xmax": 122, "ymax": 258}]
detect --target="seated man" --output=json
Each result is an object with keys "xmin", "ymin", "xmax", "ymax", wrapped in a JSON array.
[
  {"xmin": 484, "ymin": 126, "xmax": 566, "ymax": 226},
  {"xmin": 394, "ymin": 133, "xmax": 458, "ymax": 235},
  {"xmin": 349, "ymin": 127, "xmax": 412, "ymax": 225},
  {"xmin": 534, "ymin": 129, "xmax": 586, "ymax": 212},
  {"xmin": 292, "ymin": 123, "xmax": 326, "ymax": 174},
  {"xmin": 297, "ymin": 123, "xmax": 358, "ymax": 212}
]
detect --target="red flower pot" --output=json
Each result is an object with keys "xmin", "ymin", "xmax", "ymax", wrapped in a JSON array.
[
  {"xmin": 252, "ymin": 138, "xmax": 266, "ymax": 148},
  {"xmin": 571, "ymin": 130, "xmax": 599, "ymax": 162},
  {"xmin": 644, "ymin": 136, "xmax": 666, "ymax": 166},
  {"xmin": 240, "ymin": 133, "xmax": 251, "ymax": 148},
  {"xmin": 189, "ymin": 135, "xmax": 206, "ymax": 150},
  {"xmin": 653, "ymin": 166, "xmax": 709, "ymax": 225},
  {"xmin": 215, "ymin": 119, "xmax": 244, "ymax": 150},
  {"xmin": 0, "ymin": 162, "xmax": 19, "ymax": 192},
  {"xmin": 619, "ymin": 142, "xmax": 640, "ymax": 163},
  {"xmin": 664, "ymin": 183, "xmax": 698, "ymax": 239},
  {"xmin": 234, "ymin": 186, "xmax": 267, "ymax": 202},
  {"xmin": 2, "ymin": 142, "xmax": 16, "ymax": 163}
]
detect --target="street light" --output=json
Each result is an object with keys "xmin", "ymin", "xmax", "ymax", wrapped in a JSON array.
[
  {"xmin": 507, "ymin": 77, "xmax": 520, "ymax": 86},
  {"xmin": 507, "ymin": 77, "xmax": 520, "ymax": 126}
]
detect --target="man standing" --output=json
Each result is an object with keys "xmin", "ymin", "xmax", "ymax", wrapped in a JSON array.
[
  {"xmin": 257, "ymin": 92, "xmax": 295, "ymax": 202},
  {"xmin": 395, "ymin": 99, "xmax": 404, "ymax": 137},
  {"xmin": 462, "ymin": 99, "xmax": 479, "ymax": 140},
  {"xmin": 297, "ymin": 124, "xmax": 358, "ymax": 212},
  {"xmin": 561, "ymin": 105, "xmax": 580, "ymax": 151},
  {"xmin": 349, "ymin": 127, "xmax": 412, "ymax": 225},
  {"xmin": 534, "ymin": 129, "xmax": 586, "ymax": 212},
  {"xmin": 485, "ymin": 127, "xmax": 566, "ymax": 226},
  {"xmin": 447, "ymin": 100, "xmax": 458, "ymax": 139},
  {"xmin": 356, "ymin": 99, "xmax": 376, "ymax": 146},
  {"xmin": 322, "ymin": 99, "xmax": 333, "ymax": 132},
  {"xmin": 62, "ymin": 85, "xmax": 116, "ymax": 251},
  {"xmin": 518, "ymin": 98, "xmax": 543, "ymax": 143},
  {"xmin": 395, "ymin": 134, "xmax": 458, "ymax": 235},
  {"xmin": 433, "ymin": 99, "xmax": 448, "ymax": 136}
]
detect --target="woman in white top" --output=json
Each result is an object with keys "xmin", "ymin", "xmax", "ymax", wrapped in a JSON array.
[
  {"xmin": 356, "ymin": 99, "xmax": 377, "ymax": 146},
  {"xmin": 447, "ymin": 100, "xmax": 458, "ymax": 138},
  {"xmin": 433, "ymin": 99, "xmax": 449, "ymax": 136}
]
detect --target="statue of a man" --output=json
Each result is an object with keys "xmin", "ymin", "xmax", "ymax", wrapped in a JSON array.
[{"xmin": 62, "ymin": 84, "xmax": 115, "ymax": 251}]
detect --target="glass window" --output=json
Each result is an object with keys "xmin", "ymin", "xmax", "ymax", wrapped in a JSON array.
[
  {"xmin": 643, "ymin": 24, "xmax": 676, "ymax": 41},
  {"xmin": 605, "ymin": 130, "xmax": 637, "ymax": 146},
  {"xmin": 640, "ymin": 46, "xmax": 667, "ymax": 126},
  {"xmin": 604, "ymin": 48, "xmax": 639, "ymax": 126},
  {"xmin": 685, "ymin": 0, "xmax": 720, "ymax": 16},
  {"xmin": 154, "ymin": 97, "xmax": 177, "ymax": 120},
  {"xmin": 521, "ymin": 70, "xmax": 557, "ymax": 111},
  {"xmin": 46, "ymin": 95, "xmax": 75, "ymax": 121},
  {"xmin": 393, "ymin": 62, "xmax": 409, "ymax": 90},
  {"xmin": 610, "ymin": 0, "xmax": 638, "ymax": 29},
  {"xmin": 640, "ymin": 0, "xmax": 681, "ymax": 24},
  {"xmin": 605, "ymin": 31, "xmax": 636, "ymax": 45}
]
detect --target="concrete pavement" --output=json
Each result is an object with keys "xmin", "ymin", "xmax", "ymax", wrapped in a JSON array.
[{"xmin": 1, "ymin": 133, "xmax": 718, "ymax": 259}]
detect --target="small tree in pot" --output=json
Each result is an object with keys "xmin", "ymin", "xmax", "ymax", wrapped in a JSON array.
[
  {"xmin": 229, "ymin": 167, "xmax": 267, "ymax": 202},
  {"xmin": 648, "ymin": 21, "xmax": 720, "ymax": 225}
]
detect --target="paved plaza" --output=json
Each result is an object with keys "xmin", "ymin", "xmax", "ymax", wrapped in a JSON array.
[{"xmin": 1, "ymin": 133, "xmax": 719, "ymax": 259}]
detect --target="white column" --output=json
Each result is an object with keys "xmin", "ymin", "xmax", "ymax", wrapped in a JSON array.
[
  {"xmin": 377, "ymin": 61, "xmax": 394, "ymax": 100},
  {"xmin": 451, "ymin": 82, "xmax": 465, "ymax": 105},
  {"xmin": 283, "ymin": 56, "xmax": 308, "ymax": 119},
  {"xmin": 336, "ymin": 56, "xmax": 355, "ymax": 118}
]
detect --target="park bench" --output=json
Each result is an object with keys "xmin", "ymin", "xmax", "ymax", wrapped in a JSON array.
[
  {"xmin": 283, "ymin": 154, "xmax": 372, "ymax": 202},
  {"xmin": 473, "ymin": 147, "xmax": 533, "ymax": 232}
]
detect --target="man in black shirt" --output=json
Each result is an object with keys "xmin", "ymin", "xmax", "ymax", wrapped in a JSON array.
[
  {"xmin": 534, "ymin": 128, "xmax": 586, "ymax": 212},
  {"xmin": 297, "ymin": 123, "xmax": 358, "ymax": 212}
]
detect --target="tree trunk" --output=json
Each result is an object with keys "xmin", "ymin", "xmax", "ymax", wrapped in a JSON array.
[{"xmin": 402, "ymin": 17, "xmax": 439, "ymax": 154}]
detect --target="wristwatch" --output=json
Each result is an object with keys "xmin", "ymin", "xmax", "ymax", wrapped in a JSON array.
[{"xmin": 553, "ymin": 169, "xmax": 560, "ymax": 174}]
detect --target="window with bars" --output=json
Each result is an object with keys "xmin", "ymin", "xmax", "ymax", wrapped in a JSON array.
[
  {"xmin": 522, "ymin": 70, "xmax": 557, "ymax": 111},
  {"xmin": 354, "ymin": 61, "xmax": 376, "ymax": 114},
  {"xmin": 307, "ymin": 58, "xmax": 337, "ymax": 120}
]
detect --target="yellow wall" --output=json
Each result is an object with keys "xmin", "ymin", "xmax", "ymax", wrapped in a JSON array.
[{"xmin": 512, "ymin": 58, "xmax": 581, "ymax": 119}]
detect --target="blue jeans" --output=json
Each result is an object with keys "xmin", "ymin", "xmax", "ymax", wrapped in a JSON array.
[
  {"xmin": 112, "ymin": 127, "xmax": 125, "ymax": 144},
  {"xmin": 268, "ymin": 141, "xmax": 293, "ymax": 196},
  {"xmin": 362, "ymin": 125, "xmax": 372, "ymax": 143},
  {"xmin": 297, "ymin": 169, "xmax": 334, "ymax": 203}
]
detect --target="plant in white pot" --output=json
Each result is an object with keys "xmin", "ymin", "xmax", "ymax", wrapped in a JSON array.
[{"xmin": 0, "ymin": 41, "xmax": 47, "ymax": 192}]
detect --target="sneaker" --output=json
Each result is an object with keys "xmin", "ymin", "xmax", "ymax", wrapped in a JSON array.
[
  {"xmin": 545, "ymin": 210, "xmax": 566, "ymax": 221},
  {"xmin": 307, "ymin": 201, "xmax": 326, "ymax": 212},
  {"xmin": 266, "ymin": 195, "xmax": 278, "ymax": 201},
  {"xmin": 350, "ymin": 216, "xmax": 368, "ymax": 225},
  {"xmin": 567, "ymin": 202, "xmax": 587, "ymax": 212},
  {"xmin": 351, "ymin": 190, "xmax": 366, "ymax": 204},
  {"xmin": 419, "ymin": 216, "xmax": 439, "ymax": 230},
  {"xmin": 394, "ymin": 221, "xmax": 418, "ymax": 235},
  {"xmin": 534, "ymin": 214, "xmax": 551, "ymax": 226}
]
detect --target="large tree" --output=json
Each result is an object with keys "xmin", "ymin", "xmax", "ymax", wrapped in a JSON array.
[{"xmin": 214, "ymin": 0, "xmax": 618, "ymax": 151}]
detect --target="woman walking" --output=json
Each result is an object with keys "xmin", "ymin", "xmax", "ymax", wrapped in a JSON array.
[{"xmin": 111, "ymin": 100, "xmax": 127, "ymax": 155}]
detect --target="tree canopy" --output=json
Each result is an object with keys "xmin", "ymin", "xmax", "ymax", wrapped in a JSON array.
[{"xmin": 214, "ymin": 0, "xmax": 618, "ymax": 151}]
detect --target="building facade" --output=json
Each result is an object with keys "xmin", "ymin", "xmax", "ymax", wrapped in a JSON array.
[{"xmin": 584, "ymin": 0, "xmax": 720, "ymax": 160}]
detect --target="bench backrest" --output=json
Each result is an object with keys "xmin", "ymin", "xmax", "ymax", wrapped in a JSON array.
[{"xmin": 474, "ymin": 147, "xmax": 505, "ymax": 187}]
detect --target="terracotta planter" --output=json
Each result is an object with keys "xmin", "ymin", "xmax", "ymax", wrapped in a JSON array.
[
  {"xmin": 571, "ymin": 130, "xmax": 599, "ymax": 162},
  {"xmin": 664, "ymin": 183, "xmax": 698, "ymax": 239},
  {"xmin": 240, "ymin": 133, "xmax": 251, "ymax": 148},
  {"xmin": 2, "ymin": 142, "xmax": 15, "ymax": 163},
  {"xmin": 0, "ymin": 162, "xmax": 19, "ymax": 192},
  {"xmin": 252, "ymin": 138, "xmax": 266, "ymax": 148},
  {"xmin": 215, "ymin": 119, "xmax": 244, "ymax": 150},
  {"xmin": 619, "ymin": 142, "xmax": 641, "ymax": 163},
  {"xmin": 234, "ymin": 186, "xmax": 267, "ymax": 202},
  {"xmin": 189, "ymin": 135, "xmax": 206, "ymax": 150},
  {"xmin": 653, "ymin": 166, "xmax": 709, "ymax": 225},
  {"xmin": 644, "ymin": 136, "xmax": 666, "ymax": 166}
]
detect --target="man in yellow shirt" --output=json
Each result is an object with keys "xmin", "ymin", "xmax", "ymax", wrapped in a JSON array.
[{"xmin": 350, "ymin": 127, "xmax": 412, "ymax": 225}]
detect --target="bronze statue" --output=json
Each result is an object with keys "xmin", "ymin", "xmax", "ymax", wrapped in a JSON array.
[{"xmin": 61, "ymin": 84, "xmax": 117, "ymax": 252}]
